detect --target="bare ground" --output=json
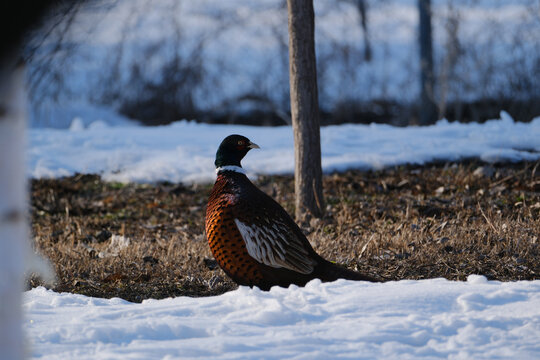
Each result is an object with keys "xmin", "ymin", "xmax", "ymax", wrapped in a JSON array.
[{"xmin": 29, "ymin": 161, "xmax": 540, "ymax": 302}]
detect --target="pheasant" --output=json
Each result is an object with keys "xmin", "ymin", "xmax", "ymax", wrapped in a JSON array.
[{"xmin": 205, "ymin": 134, "xmax": 378, "ymax": 290}]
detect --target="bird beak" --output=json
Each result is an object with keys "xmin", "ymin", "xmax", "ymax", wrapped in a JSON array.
[{"xmin": 248, "ymin": 141, "xmax": 260, "ymax": 149}]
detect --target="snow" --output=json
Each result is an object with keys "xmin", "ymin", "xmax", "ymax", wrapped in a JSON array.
[
  {"xmin": 24, "ymin": 276, "xmax": 540, "ymax": 359},
  {"xmin": 24, "ymin": 109, "xmax": 540, "ymax": 358},
  {"xmin": 30, "ymin": 101, "xmax": 138, "ymax": 129},
  {"xmin": 28, "ymin": 112, "xmax": 540, "ymax": 184}
]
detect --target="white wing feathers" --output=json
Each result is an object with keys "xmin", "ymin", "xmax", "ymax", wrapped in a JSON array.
[{"xmin": 234, "ymin": 218, "xmax": 316, "ymax": 274}]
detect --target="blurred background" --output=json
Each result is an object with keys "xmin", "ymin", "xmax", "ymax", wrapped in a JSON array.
[{"xmin": 25, "ymin": 0, "xmax": 540, "ymax": 128}]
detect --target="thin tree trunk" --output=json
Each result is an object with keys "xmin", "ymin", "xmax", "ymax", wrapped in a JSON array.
[
  {"xmin": 287, "ymin": 0, "xmax": 324, "ymax": 221},
  {"xmin": 356, "ymin": 0, "xmax": 371, "ymax": 62},
  {"xmin": 0, "ymin": 61, "xmax": 28, "ymax": 360},
  {"xmin": 0, "ymin": 3, "xmax": 70, "ymax": 358},
  {"xmin": 418, "ymin": 0, "xmax": 437, "ymax": 125}
]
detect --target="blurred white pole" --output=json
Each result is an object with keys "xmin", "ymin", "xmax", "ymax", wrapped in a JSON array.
[{"xmin": 0, "ymin": 63, "xmax": 29, "ymax": 360}]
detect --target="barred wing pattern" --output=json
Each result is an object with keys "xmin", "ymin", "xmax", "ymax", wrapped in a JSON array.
[{"xmin": 234, "ymin": 218, "xmax": 316, "ymax": 274}]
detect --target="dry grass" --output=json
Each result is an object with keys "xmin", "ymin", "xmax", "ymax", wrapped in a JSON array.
[{"xmin": 29, "ymin": 161, "xmax": 540, "ymax": 302}]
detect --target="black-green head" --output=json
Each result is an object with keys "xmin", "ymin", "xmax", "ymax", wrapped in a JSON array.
[{"xmin": 214, "ymin": 134, "xmax": 260, "ymax": 169}]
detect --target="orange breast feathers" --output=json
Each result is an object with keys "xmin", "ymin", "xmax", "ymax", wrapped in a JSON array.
[{"xmin": 205, "ymin": 194, "xmax": 264, "ymax": 286}]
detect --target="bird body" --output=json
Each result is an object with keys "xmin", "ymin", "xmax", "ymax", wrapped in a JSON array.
[{"xmin": 205, "ymin": 135, "xmax": 377, "ymax": 290}]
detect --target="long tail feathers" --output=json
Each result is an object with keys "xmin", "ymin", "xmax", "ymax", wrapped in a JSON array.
[{"xmin": 316, "ymin": 260, "xmax": 381, "ymax": 283}]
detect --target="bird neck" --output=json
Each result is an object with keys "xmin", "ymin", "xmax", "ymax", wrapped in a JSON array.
[
  {"xmin": 215, "ymin": 165, "xmax": 246, "ymax": 175},
  {"xmin": 214, "ymin": 147, "xmax": 244, "ymax": 168}
]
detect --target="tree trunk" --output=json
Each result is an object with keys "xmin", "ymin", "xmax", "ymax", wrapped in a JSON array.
[
  {"xmin": 287, "ymin": 0, "xmax": 324, "ymax": 222},
  {"xmin": 0, "ymin": 61, "xmax": 28, "ymax": 360},
  {"xmin": 418, "ymin": 0, "xmax": 437, "ymax": 125},
  {"xmin": 356, "ymin": 0, "xmax": 371, "ymax": 62},
  {"xmin": 1, "ymin": 3, "xmax": 61, "ymax": 358}
]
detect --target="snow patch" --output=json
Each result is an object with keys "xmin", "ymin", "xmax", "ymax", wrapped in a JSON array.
[
  {"xmin": 28, "ymin": 115, "xmax": 540, "ymax": 183},
  {"xmin": 24, "ymin": 278, "xmax": 540, "ymax": 358}
]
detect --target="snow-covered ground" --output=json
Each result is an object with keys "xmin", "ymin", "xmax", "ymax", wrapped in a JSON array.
[
  {"xmin": 25, "ymin": 276, "xmax": 540, "ymax": 359},
  {"xmin": 24, "ymin": 113, "xmax": 540, "ymax": 358},
  {"xmin": 29, "ymin": 112, "xmax": 540, "ymax": 183},
  {"xmin": 30, "ymin": 101, "xmax": 138, "ymax": 129}
]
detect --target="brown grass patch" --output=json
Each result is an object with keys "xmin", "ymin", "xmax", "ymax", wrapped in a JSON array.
[{"xmin": 29, "ymin": 161, "xmax": 540, "ymax": 302}]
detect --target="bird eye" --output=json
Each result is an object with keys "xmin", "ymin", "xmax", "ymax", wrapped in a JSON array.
[{"xmin": 238, "ymin": 140, "xmax": 244, "ymax": 146}]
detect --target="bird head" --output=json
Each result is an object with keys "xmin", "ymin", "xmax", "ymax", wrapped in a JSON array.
[{"xmin": 214, "ymin": 134, "xmax": 260, "ymax": 168}]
